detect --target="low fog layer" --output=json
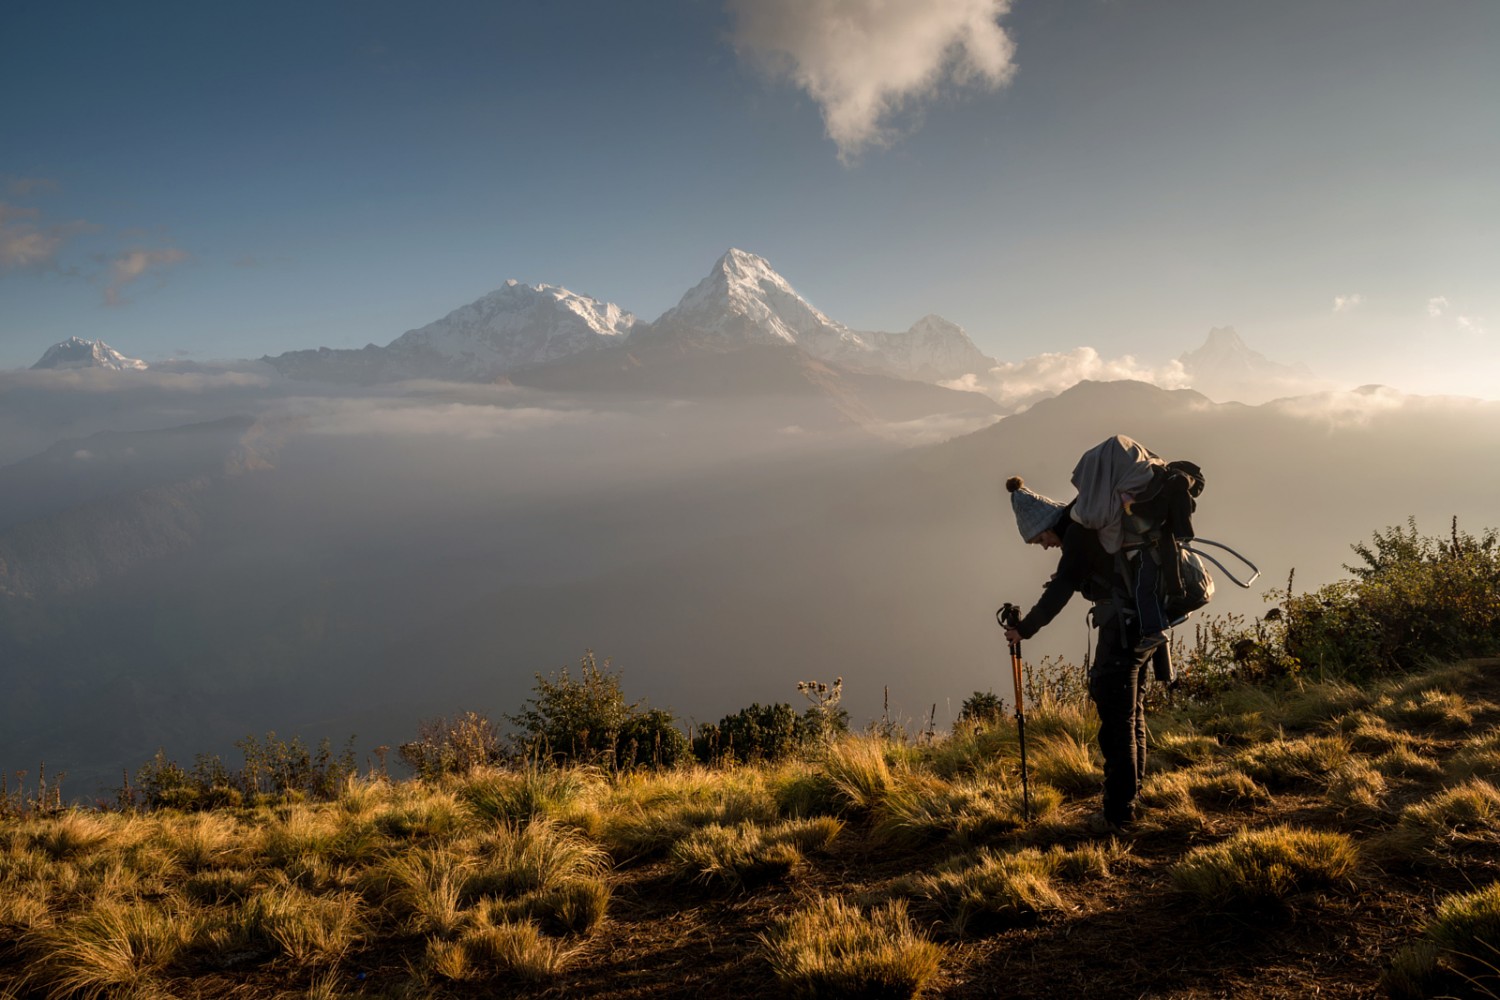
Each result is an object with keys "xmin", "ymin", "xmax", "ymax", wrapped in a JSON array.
[{"xmin": 2, "ymin": 370, "xmax": 1497, "ymax": 796}]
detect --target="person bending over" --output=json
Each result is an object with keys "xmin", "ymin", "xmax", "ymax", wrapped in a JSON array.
[{"xmin": 1001, "ymin": 475, "xmax": 1157, "ymax": 834}]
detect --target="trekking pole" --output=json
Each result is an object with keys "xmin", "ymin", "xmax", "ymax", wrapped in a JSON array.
[{"xmin": 996, "ymin": 603, "xmax": 1032, "ymax": 823}]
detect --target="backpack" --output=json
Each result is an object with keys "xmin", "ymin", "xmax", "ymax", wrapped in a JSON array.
[{"xmin": 1073, "ymin": 436, "xmax": 1256, "ymax": 623}]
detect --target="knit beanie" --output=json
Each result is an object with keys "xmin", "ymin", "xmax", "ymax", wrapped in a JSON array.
[{"xmin": 1006, "ymin": 476, "xmax": 1067, "ymax": 543}]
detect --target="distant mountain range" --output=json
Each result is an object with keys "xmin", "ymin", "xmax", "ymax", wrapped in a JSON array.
[
  {"xmin": 261, "ymin": 249, "xmax": 998, "ymax": 387},
  {"xmin": 24, "ymin": 253, "xmax": 1330, "ymax": 413}
]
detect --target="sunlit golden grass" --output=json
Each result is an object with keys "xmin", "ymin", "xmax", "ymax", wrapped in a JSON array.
[
  {"xmin": 1386, "ymin": 880, "xmax": 1500, "ymax": 1000},
  {"xmin": 1028, "ymin": 732, "xmax": 1103, "ymax": 797},
  {"xmin": 480, "ymin": 877, "xmax": 611, "ymax": 936},
  {"xmin": 1378, "ymin": 778, "xmax": 1500, "ymax": 864},
  {"xmin": 1141, "ymin": 764, "xmax": 1267, "ymax": 825},
  {"xmin": 893, "ymin": 846, "xmax": 1065, "ymax": 935},
  {"xmin": 760, "ymin": 896, "xmax": 944, "ymax": 999},
  {"xmin": 425, "ymin": 917, "xmax": 575, "ymax": 983},
  {"xmin": 21, "ymin": 898, "xmax": 201, "ymax": 1000},
  {"xmin": 457, "ymin": 763, "xmax": 600, "ymax": 824},
  {"xmin": 360, "ymin": 844, "xmax": 472, "ymax": 937},
  {"xmin": 670, "ymin": 816, "xmax": 842, "ymax": 888},
  {"xmin": 1149, "ymin": 730, "xmax": 1223, "ymax": 769},
  {"xmin": 595, "ymin": 767, "xmax": 779, "ymax": 862},
  {"xmin": 1326, "ymin": 758, "xmax": 1389, "ymax": 816},
  {"xmin": 1381, "ymin": 688, "xmax": 1488, "ymax": 732},
  {"xmin": 822, "ymin": 736, "xmax": 898, "ymax": 812},
  {"xmin": 1275, "ymin": 679, "xmax": 1373, "ymax": 730},
  {"xmin": 1171, "ymin": 825, "xmax": 1358, "ymax": 908},
  {"xmin": 210, "ymin": 883, "xmax": 363, "ymax": 967},
  {"xmin": 1448, "ymin": 726, "xmax": 1500, "ymax": 784},
  {"xmin": 1232, "ymin": 734, "xmax": 1352, "ymax": 790},
  {"xmin": 463, "ymin": 818, "xmax": 608, "ymax": 899},
  {"xmin": 1193, "ymin": 686, "xmax": 1280, "ymax": 746},
  {"xmin": 871, "ymin": 771, "xmax": 1062, "ymax": 848}
]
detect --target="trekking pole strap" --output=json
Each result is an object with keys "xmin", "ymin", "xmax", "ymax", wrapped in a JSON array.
[{"xmin": 1184, "ymin": 538, "xmax": 1261, "ymax": 588}]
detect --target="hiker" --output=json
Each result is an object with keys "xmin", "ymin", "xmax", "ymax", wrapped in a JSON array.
[{"xmin": 1002, "ymin": 475, "xmax": 1155, "ymax": 835}]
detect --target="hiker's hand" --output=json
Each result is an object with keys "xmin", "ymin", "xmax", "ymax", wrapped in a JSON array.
[{"xmin": 1004, "ymin": 627, "xmax": 1023, "ymax": 645}]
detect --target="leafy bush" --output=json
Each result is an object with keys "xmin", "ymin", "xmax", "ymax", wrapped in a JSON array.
[
  {"xmin": 508, "ymin": 652, "xmax": 688, "ymax": 771},
  {"xmin": 126, "ymin": 734, "xmax": 357, "ymax": 810}
]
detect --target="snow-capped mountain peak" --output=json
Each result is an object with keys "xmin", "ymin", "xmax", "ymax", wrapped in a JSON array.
[
  {"xmin": 655, "ymin": 248, "xmax": 847, "ymax": 348},
  {"xmin": 31, "ymin": 337, "xmax": 148, "ymax": 371}
]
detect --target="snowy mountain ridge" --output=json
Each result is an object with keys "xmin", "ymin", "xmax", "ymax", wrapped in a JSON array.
[
  {"xmin": 263, "ymin": 249, "xmax": 996, "ymax": 385},
  {"xmin": 31, "ymin": 337, "xmax": 148, "ymax": 372}
]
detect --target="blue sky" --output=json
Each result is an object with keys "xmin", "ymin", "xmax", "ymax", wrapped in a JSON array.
[{"xmin": 3, "ymin": 0, "xmax": 1497, "ymax": 395}]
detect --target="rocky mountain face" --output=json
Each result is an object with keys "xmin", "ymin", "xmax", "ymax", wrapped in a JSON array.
[
  {"xmin": 265, "ymin": 281, "xmax": 636, "ymax": 383},
  {"xmin": 31, "ymin": 337, "xmax": 148, "ymax": 371},
  {"xmin": 263, "ymin": 250, "xmax": 995, "ymax": 386},
  {"xmin": 1178, "ymin": 327, "xmax": 1327, "ymax": 403}
]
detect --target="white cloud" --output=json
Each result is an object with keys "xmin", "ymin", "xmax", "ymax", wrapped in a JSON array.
[
  {"xmin": 942, "ymin": 347, "xmax": 1190, "ymax": 412},
  {"xmin": 1427, "ymin": 296, "xmax": 1450, "ymax": 318},
  {"xmin": 1333, "ymin": 293, "xmax": 1363, "ymax": 313},
  {"xmin": 727, "ymin": 0, "xmax": 1016, "ymax": 162},
  {"xmin": 104, "ymin": 247, "xmax": 188, "ymax": 305}
]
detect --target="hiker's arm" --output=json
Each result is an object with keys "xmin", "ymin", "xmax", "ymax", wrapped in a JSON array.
[{"xmin": 1017, "ymin": 544, "xmax": 1083, "ymax": 639}]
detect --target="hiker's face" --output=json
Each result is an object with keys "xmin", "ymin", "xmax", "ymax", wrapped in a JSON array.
[{"xmin": 1033, "ymin": 530, "xmax": 1061, "ymax": 550}]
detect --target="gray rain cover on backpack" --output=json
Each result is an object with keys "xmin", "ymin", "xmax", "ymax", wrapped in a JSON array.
[{"xmin": 1069, "ymin": 435, "xmax": 1162, "ymax": 555}]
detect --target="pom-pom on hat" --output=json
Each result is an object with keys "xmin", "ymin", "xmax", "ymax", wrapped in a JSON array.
[{"xmin": 1007, "ymin": 476, "xmax": 1067, "ymax": 543}]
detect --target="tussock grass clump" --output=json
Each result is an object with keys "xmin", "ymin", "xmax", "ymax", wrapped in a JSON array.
[
  {"xmin": 1149, "ymin": 731, "xmax": 1222, "ymax": 769},
  {"xmin": 595, "ymin": 769, "xmax": 778, "ymax": 862},
  {"xmin": 1381, "ymin": 688, "xmax": 1487, "ymax": 732},
  {"xmin": 1326, "ymin": 759, "xmax": 1388, "ymax": 816},
  {"xmin": 152, "ymin": 812, "xmax": 243, "ymax": 873},
  {"xmin": 1374, "ymin": 745, "xmax": 1445, "ymax": 779},
  {"xmin": 481, "ymin": 878, "xmax": 611, "ymax": 936},
  {"xmin": 1328, "ymin": 711, "xmax": 1408, "ymax": 754},
  {"xmin": 1171, "ymin": 825, "xmax": 1358, "ymax": 908},
  {"xmin": 29, "ymin": 812, "xmax": 116, "ymax": 862},
  {"xmin": 1023, "ymin": 691, "xmax": 1100, "ymax": 746},
  {"xmin": 1276, "ymin": 680, "xmax": 1372, "ymax": 730},
  {"xmin": 1233, "ymin": 735, "xmax": 1352, "ymax": 790},
  {"xmin": 1380, "ymin": 779, "xmax": 1500, "ymax": 864},
  {"xmin": 464, "ymin": 819, "xmax": 608, "ymax": 900},
  {"xmin": 1386, "ymin": 880, "xmax": 1500, "ymax": 1000},
  {"xmin": 372, "ymin": 785, "xmax": 466, "ymax": 840},
  {"xmin": 894, "ymin": 847, "xmax": 1065, "ymax": 935},
  {"xmin": 425, "ymin": 919, "xmax": 574, "ymax": 983},
  {"xmin": 1141, "ymin": 765, "xmax": 1266, "ymax": 823},
  {"xmin": 1028, "ymin": 733, "xmax": 1102, "ymax": 797},
  {"xmin": 671, "ymin": 817, "xmax": 842, "ymax": 889},
  {"xmin": 1448, "ymin": 727, "xmax": 1500, "ymax": 783},
  {"xmin": 1195, "ymin": 687, "xmax": 1279, "ymax": 746},
  {"xmin": 219, "ymin": 884, "xmax": 363, "ymax": 967},
  {"xmin": 822, "ymin": 737, "xmax": 898, "ymax": 812},
  {"xmin": 360, "ymin": 845, "xmax": 472, "ymax": 937},
  {"xmin": 872, "ymin": 773, "xmax": 1061, "ymax": 848},
  {"xmin": 22, "ymin": 898, "xmax": 200, "ymax": 999},
  {"xmin": 760, "ymin": 897, "xmax": 944, "ymax": 999},
  {"xmin": 183, "ymin": 867, "xmax": 258, "ymax": 905},
  {"xmin": 458, "ymin": 765, "xmax": 598, "ymax": 824}
]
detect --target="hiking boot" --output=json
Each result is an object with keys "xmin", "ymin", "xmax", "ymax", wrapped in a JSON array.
[
  {"xmin": 1133, "ymin": 630, "xmax": 1168, "ymax": 655},
  {"xmin": 1083, "ymin": 811, "xmax": 1132, "ymax": 837}
]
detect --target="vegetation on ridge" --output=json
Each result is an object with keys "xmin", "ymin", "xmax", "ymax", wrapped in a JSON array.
[{"xmin": 1, "ymin": 518, "xmax": 1499, "ymax": 998}]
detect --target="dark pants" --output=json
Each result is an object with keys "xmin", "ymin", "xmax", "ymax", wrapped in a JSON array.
[{"xmin": 1090, "ymin": 613, "xmax": 1154, "ymax": 825}]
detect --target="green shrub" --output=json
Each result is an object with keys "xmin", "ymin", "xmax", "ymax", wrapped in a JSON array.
[
  {"xmin": 692, "ymin": 702, "xmax": 803, "ymax": 764},
  {"xmin": 507, "ymin": 651, "xmax": 688, "ymax": 771}
]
